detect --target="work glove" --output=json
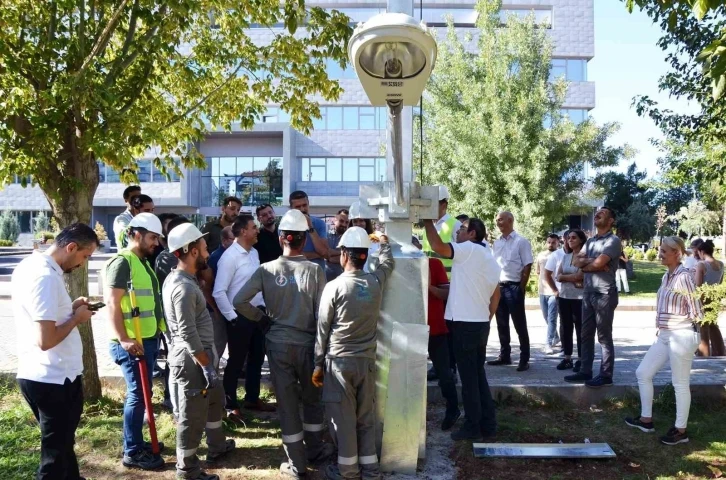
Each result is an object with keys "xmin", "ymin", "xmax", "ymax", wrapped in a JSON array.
[
  {"xmin": 311, "ymin": 366, "xmax": 324, "ymax": 388},
  {"xmin": 259, "ymin": 315, "xmax": 272, "ymax": 335},
  {"xmin": 202, "ymin": 363, "xmax": 220, "ymax": 390}
]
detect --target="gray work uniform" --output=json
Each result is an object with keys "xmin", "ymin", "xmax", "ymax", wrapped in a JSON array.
[
  {"xmin": 234, "ymin": 255, "xmax": 328, "ymax": 476},
  {"xmin": 315, "ymin": 243, "xmax": 394, "ymax": 479},
  {"xmin": 162, "ymin": 270, "xmax": 227, "ymax": 479}
]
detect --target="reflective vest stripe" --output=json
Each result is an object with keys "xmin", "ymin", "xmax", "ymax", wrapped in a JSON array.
[{"xmin": 122, "ymin": 310, "xmax": 157, "ymax": 321}]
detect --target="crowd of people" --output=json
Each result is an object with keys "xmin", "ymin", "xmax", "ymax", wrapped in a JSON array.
[{"xmin": 11, "ymin": 183, "xmax": 722, "ymax": 480}]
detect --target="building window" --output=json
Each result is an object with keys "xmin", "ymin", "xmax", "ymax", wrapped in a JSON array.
[
  {"xmin": 499, "ymin": 7, "xmax": 553, "ymax": 28},
  {"xmin": 413, "ymin": 7, "xmax": 478, "ymax": 27},
  {"xmin": 200, "ymin": 156, "xmax": 283, "ymax": 207},
  {"xmin": 300, "ymin": 157, "xmax": 386, "ymax": 182},
  {"xmin": 561, "ymin": 109, "xmax": 588, "ymax": 124},
  {"xmin": 99, "ymin": 159, "xmax": 182, "ymax": 183},
  {"xmin": 301, "ymin": 106, "xmax": 388, "ymax": 130},
  {"xmin": 550, "ymin": 58, "xmax": 587, "ymax": 82}
]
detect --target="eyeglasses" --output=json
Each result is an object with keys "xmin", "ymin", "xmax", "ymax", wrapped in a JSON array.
[{"xmin": 255, "ymin": 204, "xmax": 273, "ymax": 215}]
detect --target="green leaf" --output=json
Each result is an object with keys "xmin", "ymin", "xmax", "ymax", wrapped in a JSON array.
[
  {"xmin": 692, "ymin": 0, "xmax": 709, "ymax": 20},
  {"xmin": 712, "ymin": 74, "xmax": 726, "ymax": 101}
]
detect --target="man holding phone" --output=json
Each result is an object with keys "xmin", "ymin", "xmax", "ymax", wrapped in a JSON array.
[{"xmin": 13, "ymin": 223, "xmax": 99, "ymax": 480}]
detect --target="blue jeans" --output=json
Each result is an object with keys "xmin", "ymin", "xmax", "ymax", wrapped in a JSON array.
[
  {"xmin": 110, "ymin": 338, "xmax": 159, "ymax": 457},
  {"xmin": 539, "ymin": 294, "xmax": 559, "ymax": 346}
]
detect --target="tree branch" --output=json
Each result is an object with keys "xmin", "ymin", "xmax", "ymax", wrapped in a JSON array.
[
  {"xmin": 105, "ymin": 0, "xmax": 139, "ymax": 82},
  {"xmin": 79, "ymin": 0, "xmax": 86, "ymax": 60},
  {"xmin": 117, "ymin": 61, "xmax": 154, "ymax": 117},
  {"xmin": 76, "ymin": 0, "xmax": 131, "ymax": 79}
]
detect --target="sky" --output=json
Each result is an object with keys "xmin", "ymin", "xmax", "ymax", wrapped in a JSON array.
[{"xmin": 589, "ymin": 1, "xmax": 697, "ymax": 177}]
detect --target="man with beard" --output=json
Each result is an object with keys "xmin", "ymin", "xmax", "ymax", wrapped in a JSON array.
[
  {"xmin": 13, "ymin": 223, "xmax": 98, "ymax": 480},
  {"xmin": 255, "ymin": 204, "xmax": 283, "ymax": 264},
  {"xmin": 114, "ymin": 185, "xmax": 141, "ymax": 248},
  {"xmin": 213, "ymin": 214, "xmax": 275, "ymax": 423},
  {"xmin": 163, "ymin": 224, "xmax": 235, "ymax": 480},
  {"xmin": 289, "ymin": 190, "xmax": 328, "ymax": 269},
  {"xmin": 325, "ymin": 209, "xmax": 349, "ymax": 281},
  {"xmin": 202, "ymin": 196, "xmax": 242, "ymax": 253},
  {"xmin": 104, "ymin": 213, "xmax": 167, "ymax": 470}
]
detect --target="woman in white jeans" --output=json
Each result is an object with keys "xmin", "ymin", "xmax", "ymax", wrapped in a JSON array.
[{"xmin": 625, "ymin": 236, "xmax": 703, "ymax": 446}]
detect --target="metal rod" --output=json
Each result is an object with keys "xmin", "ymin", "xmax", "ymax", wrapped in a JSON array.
[{"xmin": 387, "ymin": 100, "xmax": 404, "ymax": 206}]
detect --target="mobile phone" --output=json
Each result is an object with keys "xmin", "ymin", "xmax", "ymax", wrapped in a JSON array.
[{"xmin": 88, "ymin": 302, "xmax": 106, "ymax": 312}]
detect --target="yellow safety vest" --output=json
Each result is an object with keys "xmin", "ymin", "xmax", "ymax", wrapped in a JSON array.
[
  {"xmin": 115, "ymin": 250, "xmax": 166, "ymax": 339},
  {"xmin": 423, "ymin": 216, "xmax": 458, "ymax": 273}
]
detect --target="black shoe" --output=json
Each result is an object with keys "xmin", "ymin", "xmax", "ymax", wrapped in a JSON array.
[
  {"xmin": 441, "ymin": 410, "xmax": 461, "ymax": 431},
  {"xmin": 585, "ymin": 375, "xmax": 613, "ymax": 389},
  {"xmin": 427, "ymin": 366, "xmax": 438, "ymax": 381},
  {"xmin": 451, "ymin": 424, "xmax": 484, "ymax": 442},
  {"xmin": 516, "ymin": 362, "xmax": 529, "ymax": 372},
  {"xmin": 487, "ymin": 357, "xmax": 512, "ymax": 366},
  {"xmin": 122, "ymin": 450, "xmax": 164, "ymax": 470},
  {"xmin": 308, "ymin": 442, "xmax": 335, "ymax": 464},
  {"xmin": 625, "ymin": 416, "xmax": 655, "ymax": 433},
  {"xmin": 556, "ymin": 359, "xmax": 574, "ymax": 370},
  {"xmin": 660, "ymin": 427, "xmax": 689, "ymax": 445},
  {"xmin": 206, "ymin": 439, "xmax": 235, "ymax": 464},
  {"xmin": 573, "ymin": 360, "xmax": 582, "ymax": 373},
  {"xmin": 564, "ymin": 372, "xmax": 592, "ymax": 383},
  {"xmin": 143, "ymin": 441, "xmax": 165, "ymax": 453}
]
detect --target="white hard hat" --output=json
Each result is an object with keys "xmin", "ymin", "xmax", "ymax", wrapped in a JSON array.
[
  {"xmin": 438, "ymin": 185, "xmax": 450, "ymax": 201},
  {"xmin": 128, "ymin": 213, "xmax": 164, "ymax": 236},
  {"xmin": 349, "ymin": 201, "xmax": 364, "ymax": 219},
  {"xmin": 167, "ymin": 223, "xmax": 207, "ymax": 253},
  {"xmin": 338, "ymin": 226, "xmax": 371, "ymax": 249},
  {"xmin": 279, "ymin": 209, "xmax": 308, "ymax": 232}
]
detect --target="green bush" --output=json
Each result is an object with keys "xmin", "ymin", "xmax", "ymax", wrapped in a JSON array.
[
  {"xmin": 645, "ymin": 248, "xmax": 658, "ymax": 262},
  {"xmin": 33, "ymin": 211, "xmax": 50, "ymax": 233},
  {"xmin": 633, "ymin": 249, "xmax": 645, "ymax": 261},
  {"xmin": 36, "ymin": 231, "xmax": 55, "ymax": 242},
  {"xmin": 0, "ymin": 211, "xmax": 20, "ymax": 243},
  {"xmin": 624, "ymin": 245, "xmax": 636, "ymax": 259},
  {"xmin": 0, "ymin": 239, "xmax": 14, "ymax": 247}
]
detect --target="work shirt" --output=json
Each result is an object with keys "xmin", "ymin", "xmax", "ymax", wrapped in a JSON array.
[
  {"xmin": 493, "ymin": 231, "xmax": 533, "ymax": 283},
  {"xmin": 428, "ymin": 258, "xmax": 450, "ymax": 336},
  {"xmin": 234, "ymin": 256, "xmax": 326, "ymax": 347},
  {"xmin": 446, "ymin": 241, "xmax": 502, "ymax": 322},
  {"xmin": 302, "ymin": 216, "xmax": 328, "ymax": 269},
  {"xmin": 544, "ymin": 248, "xmax": 565, "ymax": 292},
  {"xmin": 201, "ymin": 220, "xmax": 226, "ymax": 254},
  {"xmin": 213, "ymin": 242, "xmax": 264, "ymax": 322},
  {"xmin": 315, "ymin": 243, "xmax": 394, "ymax": 367},
  {"xmin": 106, "ymin": 253, "xmax": 164, "ymax": 331},
  {"xmin": 13, "ymin": 252, "xmax": 82, "ymax": 384},
  {"xmin": 254, "ymin": 226, "xmax": 283, "ymax": 264},
  {"xmin": 583, "ymin": 232, "xmax": 621, "ymax": 294},
  {"xmin": 655, "ymin": 265, "xmax": 703, "ymax": 330},
  {"xmin": 162, "ymin": 270, "xmax": 216, "ymax": 365},
  {"xmin": 113, "ymin": 208, "xmax": 133, "ymax": 247}
]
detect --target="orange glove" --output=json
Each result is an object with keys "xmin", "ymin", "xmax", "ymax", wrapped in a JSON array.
[{"xmin": 311, "ymin": 366, "xmax": 324, "ymax": 388}]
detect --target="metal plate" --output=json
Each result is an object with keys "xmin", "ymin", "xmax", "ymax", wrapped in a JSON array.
[
  {"xmin": 379, "ymin": 322, "xmax": 429, "ymax": 474},
  {"xmin": 473, "ymin": 443, "xmax": 617, "ymax": 459}
]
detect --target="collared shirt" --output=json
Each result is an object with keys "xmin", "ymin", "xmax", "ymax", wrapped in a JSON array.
[
  {"xmin": 254, "ymin": 226, "xmax": 283, "ymax": 264},
  {"xmin": 113, "ymin": 208, "xmax": 133, "ymax": 247},
  {"xmin": 493, "ymin": 231, "xmax": 533, "ymax": 283},
  {"xmin": 655, "ymin": 265, "xmax": 703, "ymax": 330},
  {"xmin": 213, "ymin": 242, "xmax": 264, "ymax": 321},
  {"xmin": 302, "ymin": 216, "xmax": 328, "ymax": 269},
  {"xmin": 435, "ymin": 213, "xmax": 462, "ymax": 236},
  {"xmin": 446, "ymin": 241, "xmax": 502, "ymax": 322},
  {"xmin": 583, "ymin": 232, "xmax": 621, "ymax": 293},
  {"xmin": 13, "ymin": 252, "xmax": 82, "ymax": 384}
]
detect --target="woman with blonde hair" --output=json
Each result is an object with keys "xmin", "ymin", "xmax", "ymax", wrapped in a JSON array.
[
  {"xmin": 694, "ymin": 240, "xmax": 725, "ymax": 356},
  {"xmin": 625, "ymin": 236, "xmax": 703, "ymax": 446}
]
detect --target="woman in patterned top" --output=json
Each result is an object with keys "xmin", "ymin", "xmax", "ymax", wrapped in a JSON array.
[{"xmin": 625, "ymin": 236, "xmax": 703, "ymax": 446}]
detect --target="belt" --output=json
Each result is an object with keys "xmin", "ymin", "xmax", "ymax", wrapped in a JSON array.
[{"xmin": 499, "ymin": 281, "xmax": 520, "ymax": 286}]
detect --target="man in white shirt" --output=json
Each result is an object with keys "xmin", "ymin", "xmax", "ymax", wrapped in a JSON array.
[
  {"xmin": 212, "ymin": 214, "xmax": 275, "ymax": 423},
  {"xmin": 490, "ymin": 211, "xmax": 534, "ymax": 372},
  {"xmin": 113, "ymin": 185, "xmax": 141, "ymax": 248},
  {"xmin": 536, "ymin": 234, "xmax": 563, "ymax": 354},
  {"xmin": 13, "ymin": 223, "xmax": 98, "ymax": 480},
  {"xmin": 424, "ymin": 217, "xmax": 501, "ymax": 442}
]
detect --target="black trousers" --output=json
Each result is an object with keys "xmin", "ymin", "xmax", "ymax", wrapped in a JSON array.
[
  {"xmin": 558, "ymin": 298, "xmax": 583, "ymax": 358},
  {"xmin": 223, "ymin": 314, "xmax": 266, "ymax": 410},
  {"xmin": 452, "ymin": 322, "xmax": 496, "ymax": 434},
  {"xmin": 428, "ymin": 334, "xmax": 459, "ymax": 414},
  {"xmin": 18, "ymin": 376, "xmax": 84, "ymax": 480},
  {"xmin": 445, "ymin": 320, "xmax": 457, "ymax": 374},
  {"xmin": 495, "ymin": 283, "xmax": 530, "ymax": 363}
]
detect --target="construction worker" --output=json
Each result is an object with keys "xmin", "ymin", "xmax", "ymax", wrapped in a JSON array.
[
  {"xmin": 162, "ymin": 223, "xmax": 235, "ymax": 480},
  {"xmin": 233, "ymin": 209, "xmax": 333, "ymax": 479},
  {"xmin": 313, "ymin": 227, "xmax": 394, "ymax": 480},
  {"xmin": 104, "ymin": 213, "xmax": 167, "ymax": 470}
]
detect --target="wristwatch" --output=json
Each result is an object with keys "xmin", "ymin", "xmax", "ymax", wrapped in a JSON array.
[{"xmin": 309, "ymin": 227, "xmax": 316, "ymax": 233}]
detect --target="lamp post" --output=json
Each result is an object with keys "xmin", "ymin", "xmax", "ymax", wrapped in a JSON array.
[{"xmin": 349, "ymin": 4, "xmax": 438, "ymax": 474}]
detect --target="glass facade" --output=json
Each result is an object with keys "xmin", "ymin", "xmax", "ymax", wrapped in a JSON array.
[
  {"xmin": 300, "ymin": 157, "xmax": 386, "ymax": 182},
  {"xmin": 561, "ymin": 109, "xmax": 588, "ymax": 124},
  {"xmin": 550, "ymin": 58, "xmax": 588, "ymax": 82},
  {"xmin": 259, "ymin": 105, "xmax": 388, "ymax": 130},
  {"xmin": 200, "ymin": 156, "xmax": 283, "ymax": 207},
  {"xmin": 98, "ymin": 160, "xmax": 181, "ymax": 183}
]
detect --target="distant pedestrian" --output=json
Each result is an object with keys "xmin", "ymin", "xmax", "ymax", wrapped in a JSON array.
[
  {"xmin": 536, "ymin": 234, "xmax": 562, "ymax": 354},
  {"xmin": 113, "ymin": 185, "xmax": 141, "ymax": 248},
  {"xmin": 565, "ymin": 207, "xmax": 621, "ymax": 388},
  {"xmin": 555, "ymin": 229, "xmax": 587, "ymax": 372},
  {"xmin": 254, "ymin": 204, "xmax": 283, "ymax": 264},
  {"xmin": 325, "ymin": 209, "xmax": 350, "ymax": 281},
  {"xmin": 683, "ymin": 238, "xmax": 703, "ymax": 272},
  {"xmin": 201, "ymin": 196, "xmax": 241, "ymax": 254},
  {"xmin": 694, "ymin": 240, "xmax": 725, "ymax": 357},
  {"xmin": 626, "ymin": 236, "xmax": 702, "ymax": 446},
  {"xmin": 616, "ymin": 247, "xmax": 630, "ymax": 294},
  {"xmin": 13, "ymin": 223, "xmax": 98, "ymax": 480},
  {"xmin": 490, "ymin": 211, "xmax": 533, "ymax": 372}
]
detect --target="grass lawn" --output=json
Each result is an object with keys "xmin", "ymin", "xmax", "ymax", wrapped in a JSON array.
[
  {"xmin": 3, "ymin": 375, "xmax": 725, "ymax": 480},
  {"xmin": 628, "ymin": 260, "xmax": 666, "ymax": 299}
]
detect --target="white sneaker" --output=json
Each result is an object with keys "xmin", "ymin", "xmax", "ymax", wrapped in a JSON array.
[{"xmin": 544, "ymin": 346, "xmax": 554, "ymax": 355}]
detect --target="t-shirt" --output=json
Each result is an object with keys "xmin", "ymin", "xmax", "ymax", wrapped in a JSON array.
[
  {"xmin": 208, "ymin": 245, "xmax": 227, "ymax": 277},
  {"xmin": 445, "ymin": 241, "xmax": 502, "ymax": 322},
  {"xmin": 302, "ymin": 216, "xmax": 328, "ymax": 269},
  {"xmin": 106, "ymin": 254, "xmax": 164, "ymax": 329},
  {"xmin": 618, "ymin": 250, "xmax": 627, "ymax": 269},
  {"xmin": 544, "ymin": 248, "xmax": 565, "ymax": 292},
  {"xmin": 537, "ymin": 250, "xmax": 557, "ymax": 296},
  {"xmin": 325, "ymin": 233, "xmax": 344, "ymax": 281},
  {"xmin": 13, "ymin": 252, "xmax": 82, "ymax": 384},
  {"xmin": 154, "ymin": 249, "xmax": 178, "ymax": 289},
  {"xmin": 428, "ymin": 258, "xmax": 449, "ymax": 336},
  {"xmin": 583, "ymin": 232, "xmax": 622, "ymax": 294},
  {"xmin": 201, "ymin": 220, "xmax": 225, "ymax": 254},
  {"xmin": 558, "ymin": 252, "xmax": 584, "ymax": 300},
  {"xmin": 254, "ymin": 226, "xmax": 283, "ymax": 264}
]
